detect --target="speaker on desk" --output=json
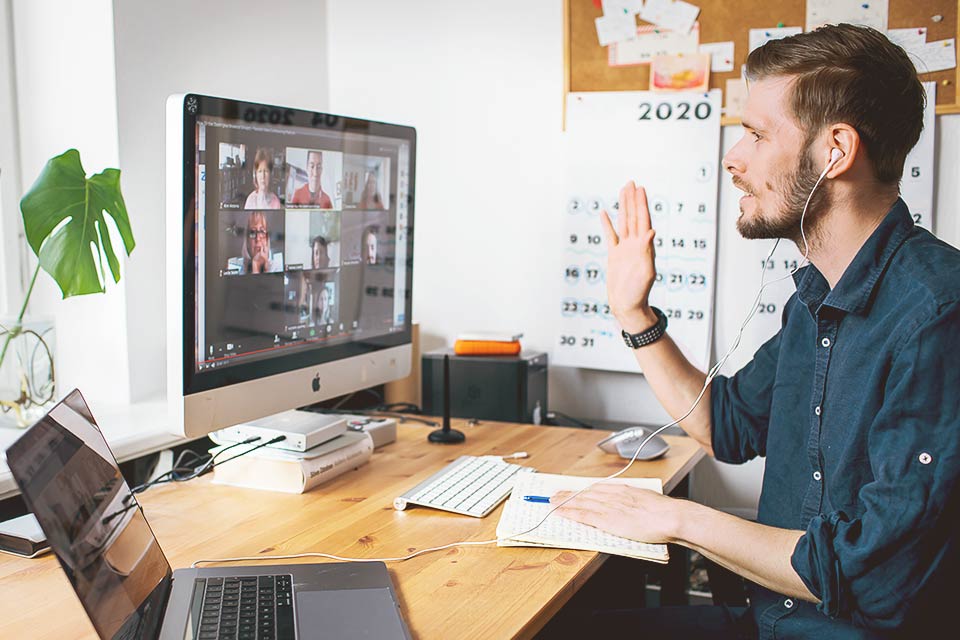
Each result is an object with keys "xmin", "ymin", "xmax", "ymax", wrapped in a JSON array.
[{"xmin": 421, "ymin": 349, "xmax": 548, "ymax": 424}]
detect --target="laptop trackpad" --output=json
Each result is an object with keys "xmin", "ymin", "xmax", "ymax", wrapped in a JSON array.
[{"xmin": 296, "ymin": 588, "xmax": 407, "ymax": 638}]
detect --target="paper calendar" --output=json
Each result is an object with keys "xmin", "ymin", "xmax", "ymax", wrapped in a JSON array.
[{"xmin": 555, "ymin": 90, "xmax": 722, "ymax": 373}]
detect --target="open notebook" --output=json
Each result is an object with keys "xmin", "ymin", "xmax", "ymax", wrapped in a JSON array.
[{"xmin": 495, "ymin": 473, "xmax": 669, "ymax": 563}]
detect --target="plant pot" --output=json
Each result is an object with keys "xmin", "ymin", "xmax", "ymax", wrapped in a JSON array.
[{"xmin": 0, "ymin": 316, "xmax": 56, "ymax": 428}]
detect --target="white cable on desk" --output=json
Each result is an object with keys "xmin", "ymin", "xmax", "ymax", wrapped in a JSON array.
[{"xmin": 194, "ymin": 171, "xmax": 830, "ymax": 569}]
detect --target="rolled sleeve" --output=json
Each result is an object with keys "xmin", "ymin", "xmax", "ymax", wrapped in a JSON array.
[
  {"xmin": 791, "ymin": 302, "xmax": 960, "ymax": 630},
  {"xmin": 710, "ymin": 327, "xmax": 782, "ymax": 464}
]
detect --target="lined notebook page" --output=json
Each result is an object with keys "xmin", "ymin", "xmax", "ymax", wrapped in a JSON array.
[{"xmin": 496, "ymin": 473, "xmax": 669, "ymax": 563}]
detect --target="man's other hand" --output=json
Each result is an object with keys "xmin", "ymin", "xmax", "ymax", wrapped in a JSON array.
[{"xmin": 552, "ymin": 482, "xmax": 682, "ymax": 544}]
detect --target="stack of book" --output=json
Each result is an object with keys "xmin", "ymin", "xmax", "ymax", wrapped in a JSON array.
[
  {"xmin": 453, "ymin": 331, "xmax": 523, "ymax": 356},
  {"xmin": 211, "ymin": 430, "xmax": 373, "ymax": 494}
]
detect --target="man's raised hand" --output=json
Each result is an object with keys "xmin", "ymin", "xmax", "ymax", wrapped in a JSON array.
[{"xmin": 599, "ymin": 181, "xmax": 660, "ymax": 333}]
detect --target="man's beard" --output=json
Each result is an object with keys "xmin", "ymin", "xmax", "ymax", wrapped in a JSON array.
[{"xmin": 735, "ymin": 141, "xmax": 830, "ymax": 246}]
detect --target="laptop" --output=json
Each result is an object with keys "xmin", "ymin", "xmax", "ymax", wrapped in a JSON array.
[{"xmin": 5, "ymin": 389, "xmax": 412, "ymax": 640}]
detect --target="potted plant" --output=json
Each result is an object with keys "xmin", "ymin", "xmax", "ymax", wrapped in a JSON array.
[{"xmin": 0, "ymin": 149, "xmax": 135, "ymax": 427}]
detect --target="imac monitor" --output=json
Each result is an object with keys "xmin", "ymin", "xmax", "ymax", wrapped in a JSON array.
[{"xmin": 166, "ymin": 94, "xmax": 415, "ymax": 438}]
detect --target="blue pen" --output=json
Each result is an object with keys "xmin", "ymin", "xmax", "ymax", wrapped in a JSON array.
[{"xmin": 522, "ymin": 495, "xmax": 551, "ymax": 504}]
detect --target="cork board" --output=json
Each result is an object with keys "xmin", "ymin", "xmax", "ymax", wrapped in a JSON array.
[{"xmin": 565, "ymin": 0, "xmax": 960, "ymax": 124}]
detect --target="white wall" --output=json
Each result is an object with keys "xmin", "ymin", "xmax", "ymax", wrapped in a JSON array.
[
  {"xmin": 327, "ymin": 0, "xmax": 960, "ymax": 510},
  {"xmin": 10, "ymin": 0, "xmax": 131, "ymax": 409},
  {"xmin": 0, "ymin": 0, "xmax": 23, "ymax": 315},
  {"xmin": 111, "ymin": 0, "xmax": 331, "ymax": 401},
  {"xmin": 325, "ymin": 0, "xmax": 566, "ymax": 368},
  {"xmin": 7, "ymin": 1, "xmax": 958, "ymax": 508}
]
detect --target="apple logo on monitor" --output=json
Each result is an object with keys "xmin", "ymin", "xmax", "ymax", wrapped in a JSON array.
[{"xmin": 312, "ymin": 374, "xmax": 321, "ymax": 392}]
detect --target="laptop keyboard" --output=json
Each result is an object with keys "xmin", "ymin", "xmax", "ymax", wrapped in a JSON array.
[{"xmin": 193, "ymin": 575, "xmax": 295, "ymax": 639}]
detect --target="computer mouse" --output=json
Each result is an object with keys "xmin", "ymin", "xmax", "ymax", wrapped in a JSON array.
[{"xmin": 596, "ymin": 427, "xmax": 670, "ymax": 461}]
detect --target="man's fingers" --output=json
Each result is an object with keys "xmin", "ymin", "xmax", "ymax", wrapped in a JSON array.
[
  {"xmin": 636, "ymin": 186, "xmax": 653, "ymax": 234},
  {"xmin": 556, "ymin": 504, "xmax": 607, "ymax": 523},
  {"xmin": 616, "ymin": 184, "xmax": 630, "ymax": 238},
  {"xmin": 600, "ymin": 211, "xmax": 619, "ymax": 248},
  {"xmin": 587, "ymin": 482, "xmax": 637, "ymax": 495},
  {"xmin": 623, "ymin": 180, "xmax": 637, "ymax": 238}
]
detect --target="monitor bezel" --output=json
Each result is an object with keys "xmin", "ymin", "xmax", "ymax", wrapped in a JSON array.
[{"xmin": 177, "ymin": 94, "xmax": 416, "ymax": 397}]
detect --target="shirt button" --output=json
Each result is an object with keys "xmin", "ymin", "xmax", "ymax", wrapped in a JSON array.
[
  {"xmin": 813, "ymin": 471, "xmax": 822, "ymax": 481},
  {"xmin": 815, "ymin": 406, "xmax": 821, "ymax": 416},
  {"xmin": 919, "ymin": 452, "xmax": 932, "ymax": 465},
  {"xmin": 784, "ymin": 599, "xmax": 794, "ymax": 609},
  {"xmin": 821, "ymin": 337, "xmax": 831, "ymax": 347}
]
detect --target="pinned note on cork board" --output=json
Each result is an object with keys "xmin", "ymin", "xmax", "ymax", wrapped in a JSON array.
[{"xmin": 565, "ymin": 0, "xmax": 960, "ymax": 125}]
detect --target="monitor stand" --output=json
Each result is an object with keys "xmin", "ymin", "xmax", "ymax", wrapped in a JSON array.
[{"xmin": 213, "ymin": 410, "xmax": 348, "ymax": 453}]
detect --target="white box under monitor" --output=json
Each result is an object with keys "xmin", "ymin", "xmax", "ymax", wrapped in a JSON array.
[{"xmin": 166, "ymin": 93, "xmax": 416, "ymax": 439}]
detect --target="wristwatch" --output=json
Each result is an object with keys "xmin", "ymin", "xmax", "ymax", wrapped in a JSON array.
[{"xmin": 621, "ymin": 307, "xmax": 668, "ymax": 349}]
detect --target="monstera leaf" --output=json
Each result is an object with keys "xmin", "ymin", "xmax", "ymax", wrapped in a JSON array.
[{"xmin": 19, "ymin": 149, "xmax": 135, "ymax": 298}]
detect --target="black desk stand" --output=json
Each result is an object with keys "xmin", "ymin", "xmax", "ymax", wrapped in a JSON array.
[{"xmin": 428, "ymin": 354, "xmax": 465, "ymax": 444}]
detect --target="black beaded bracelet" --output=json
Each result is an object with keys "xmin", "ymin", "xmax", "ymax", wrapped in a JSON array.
[{"xmin": 621, "ymin": 307, "xmax": 668, "ymax": 349}]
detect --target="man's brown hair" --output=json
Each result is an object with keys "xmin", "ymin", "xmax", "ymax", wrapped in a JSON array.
[{"xmin": 745, "ymin": 23, "xmax": 925, "ymax": 185}]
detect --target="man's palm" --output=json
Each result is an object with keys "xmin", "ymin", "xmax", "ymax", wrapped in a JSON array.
[{"xmin": 601, "ymin": 182, "xmax": 658, "ymax": 327}]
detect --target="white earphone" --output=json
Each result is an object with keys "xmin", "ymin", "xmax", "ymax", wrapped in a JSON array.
[{"xmin": 827, "ymin": 147, "xmax": 844, "ymax": 169}]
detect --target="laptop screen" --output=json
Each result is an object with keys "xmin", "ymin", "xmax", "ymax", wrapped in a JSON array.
[{"xmin": 6, "ymin": 390, "xmax": 172, "ymax": 640}]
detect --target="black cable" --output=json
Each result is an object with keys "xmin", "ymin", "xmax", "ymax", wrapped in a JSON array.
[
  {"xmin": 203, "ymin": 435, "xmax": 287, "ymax": 470},
  {"xmin": 376, "ymin": 402, "xmax": 423, "ymax": 414},
  {"xmin": 367, "ymin": 411, "xmax": 438, "ymax": 427},
  {"xmin": 129, "ymin": 449, "xmax": 206, "ymax": 495},
  {"xmin": 129, "ymin": 437, "xmax": 261, "ymax": 495}
]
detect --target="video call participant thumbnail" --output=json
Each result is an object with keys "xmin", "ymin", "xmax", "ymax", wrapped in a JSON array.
[
  {"xmin": 343, "ymin": 155, "xmax": 389, "ymax": 210},
  {"xmin": 288, "ymin": 149, "xmax": 339, "ymax": 208},
  {"xmin": 218, "ymin": 142, "xmax": 246, "ymax": 208},
  {"xmin": 224, "ymin": 211, "xmax": 285, "ymax": 275},
  {"xmin": 282, "ymin": 209, "xmax": 342, "ymax": 271},
  {"xmin": 341, "ymin": 211, "xmax": 389, "ymax": 266},
  {"xmin": 219, "ymin": 272, "xmax": 288, "ymax": 348},
  {"xmin": 308, "ymin": 273, "xmax": 337, "ymax": 328},
  {"xmin": 244, "ymin": 147, "xmax": 283, "ymax": 210}
]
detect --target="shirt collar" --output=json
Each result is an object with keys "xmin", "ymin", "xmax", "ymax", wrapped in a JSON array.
[{"xmin": 792, "ymin": 198, "xmax": 915, "ymax": 315}]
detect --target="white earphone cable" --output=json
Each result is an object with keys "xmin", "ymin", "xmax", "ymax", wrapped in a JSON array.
[{"xmin": 192, "ymin": 155, "xmax": 840, "ymax": 569}]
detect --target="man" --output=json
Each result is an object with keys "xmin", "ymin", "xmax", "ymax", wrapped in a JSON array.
[
  {"xmin": 553, "ymin": 25, "xmax": 960, "ymax": 638},
  {"xmin": 291, "ymin": 150, "xmax": 333, "ymax": 208}
]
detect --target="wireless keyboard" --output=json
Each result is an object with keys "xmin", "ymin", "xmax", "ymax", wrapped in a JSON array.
[{"xmin": 393, "ymin": 455, "xmax": 536, "ymax": 518}]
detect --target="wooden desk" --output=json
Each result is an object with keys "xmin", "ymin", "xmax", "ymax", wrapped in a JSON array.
[{"xmin": 0, "ymin": 419, "xmax": 704, "ymax": 639}]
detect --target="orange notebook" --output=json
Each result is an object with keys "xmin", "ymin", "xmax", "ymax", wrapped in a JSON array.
[{"xmin": 454, "ymin": 340, "xmax": 522, "ymax": 356}]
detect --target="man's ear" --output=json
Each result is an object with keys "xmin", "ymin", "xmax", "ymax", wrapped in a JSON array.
[{"xmin": 825, "ymin": 124, "xmax": 859, "ymax": 178}]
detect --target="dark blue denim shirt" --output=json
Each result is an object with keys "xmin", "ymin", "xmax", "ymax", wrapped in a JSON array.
[{"xmin": 711, "ymin": 199, "xmax": 960, "ymax": 638}]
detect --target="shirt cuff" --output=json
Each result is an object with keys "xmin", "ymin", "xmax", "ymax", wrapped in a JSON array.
[{"xmin": 791, "ymin": 511, "xmax": 848, "ymax": 618}]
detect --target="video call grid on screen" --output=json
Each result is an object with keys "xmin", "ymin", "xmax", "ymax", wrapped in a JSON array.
[{"xmin": 188, "ymin": 108, "xmax": 410, "ymax": 378}]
